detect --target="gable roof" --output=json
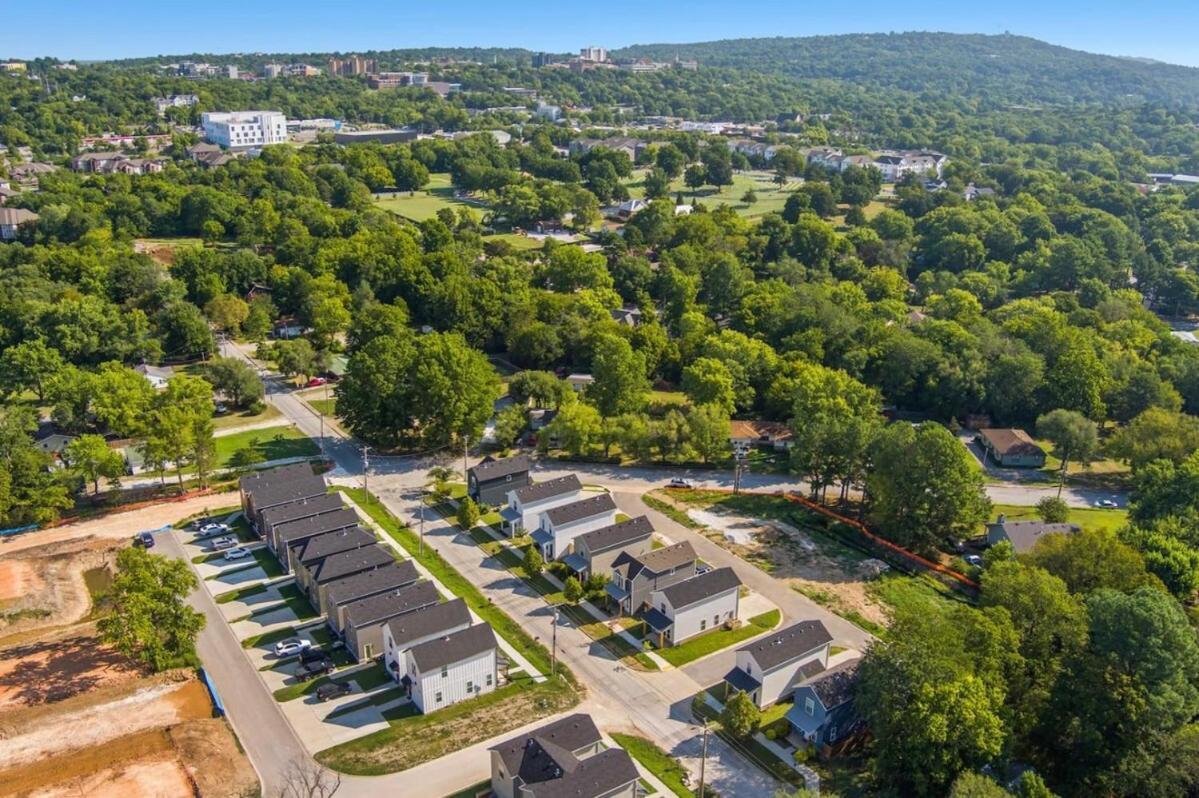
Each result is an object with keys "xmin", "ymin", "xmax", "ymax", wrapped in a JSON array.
[
  {"xmin": 513, "ymin": 474, "xmax": 582, "ymax": 505},
  {"xmin": 978, "ymin": 428, "xmax": 1044, "ymax": 458},
  {"xmin": 311, "ymin": 545, "xmax": 394, "ymax": 584},
  {"xmin": 276, "ymin": 508, "xmax": 359, "ymax": 548},
  {"xmin": 728, "ymin": 420, "xmax": 793, "ymax": 442},
  {"xmin": 578, "ymin": 516, "xmax": 654, "ymax": 555},
  {"xmin": 259, "ymin": 493, "xmax": 345, "ymax": 529},
  {"xmin": 989, "ymin": 519, "xmax": 1080, "ymax": 553},
  {"xmin": 800, "ymin": 658, "xmax": 860, "ymax": 710},
  {"xmin": 407, "ymin": 622, "xmax": 496, "ymax": 671},
  {"xmin": 293, "ymin": 527, "xmax": 376, "ymax": 566},
  {"xmin": 613, "ymin": 541, "xmax": 696, "ymax": 581},
  {"xmin": 524, "ymin": 749, "xmax": 640, "ymax": 798},
  {"xmin": 739, "ymin": 620, "xmax": 833, "ymax": 671},
  {"xmin": 469, "ymin": 455, "xmax": 530, "ymax": 484},
  {"xmin": 490, "ymin": 713, "xmax": 602, "ymax": 776},
  {"xmin": 543, "ymin": 493, "xmax": 616, "ymax": 527},
  {"xmin": 344, "ymin": 581, "xmax": 439, "ymax": 628},
  {"xmin": 325, "ymin": 560, "xmax": 420, "ymax": 608},
  {"xmin": 0, "ymin": 207, "xmax": 38, "ymax": 226},
  {"xmin": 240, "ymin": 464, "xmax": 325, "ymax": 509},
  {"xmin": 658, "ymin": 567, "xmax": 741, "ymax": 609},
  {"xmin": 386, "ymin": 598, "xmax": 472, "ymax": 649}
]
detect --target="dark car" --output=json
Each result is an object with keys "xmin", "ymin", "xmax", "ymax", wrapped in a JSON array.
[
  {"xmin": 315, "ymin": 681, "xmax": 352, "ymax": 702},
  {"xmin": 295, "ymin": 657, "xmax": 335, "ymax": 681},
  {"xmin": 135, "ymin": 531, "xmax": 155, "ymax": 548},
  {"xmin": 299, "ymin": 647, "xmax": 331, "ymax": 664}
]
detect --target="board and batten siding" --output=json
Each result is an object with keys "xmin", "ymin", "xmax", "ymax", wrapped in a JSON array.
[
  {"xmin": 382, "ymin": 620, "xmax": 473, "ymax": 680},
  {"xmin": 739, "ymin": 646, "xmax": 831, "ymax": 707},
  {"xmin": 409, "ymin": 649, "xmax": 497, "ymax": 713},
  {"xmin": 666, "ymin": 588, "xmax": 740, "ymax": 644}
]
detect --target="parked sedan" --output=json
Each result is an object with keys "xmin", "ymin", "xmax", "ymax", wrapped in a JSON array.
[
  {"xmin": 964, "ymin": 554, "xmax": 984, "ymax": 567},
  {"xmin": 667, "ymin": 478, "xmax": 694, "ymax": 489},
  {"xmin": 210, "ymin": 536, "xmax": 237, "ymax": 550},
  {"xmin": 196, "ymin": 523, "xmax": 229, "ymax": 538},
  {"xmin": 274, "ymin": 638, "xmax": 312, "ymax": 657},
  {"xmin": 295, "ymin": 658, "xmax": 335, "ymax": 681},
  {"xmin": 1094, "ymin": 498, "xmax": 1120, "ymax": 509},
  {"xmin": 224, "ymin": 546, "xmax": 251, "ymax": 560},
  {"xmin": 134, "ymin": 531, "xmax": 155, "ymax": 548},
  {"xmin": 306, "ymin": 377, "xmax": 327, "ymax": 388},
  {"xmin": 315, "ymin": 682, "xmax": 352, "ymax": 702}
]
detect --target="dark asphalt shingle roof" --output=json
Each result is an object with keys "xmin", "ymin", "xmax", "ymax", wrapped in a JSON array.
[
  {"xmin": 276, "ymin": 508, "xmax": 359, "ymax": 548},
  {"xmin": 738, "ymin": 620, "xmax": 833, "ymax": 671},
  {"xmin": 325, "ymin": 560, "xmax": 419, "ymax": 608},
  {"xmin": 543, "ymin": 493, "xmax": 617, "ymax": 527},
  {"xmin": 407, "ymin": 622, "xmax": 497, "ymax": 671},
  {"xmin": 344, "ymin": 581, "xmax": 440, "ymax": 628},
  {"xmin": 259, "ymin": 493, "xmax": 345, "ymax": 529},
  {"xmin": 989, "ymin": 520, "xmax": 1081, "ymax": 553},
  {"xmin": 490, "ymin": 713, "xmax": 602, "ymax": 775},
  {"xmin": 469, "ymin": 455, "xmax": 530, "ymax": 484},
  {"xmin": 311, "ymin": 545, "xmax": 395, "ymax": 584},
  {"xmin": 658, "ymin": 567, "xmax": 741, "ymax": 609},
  {"xmin": 613, "ymin": 541, "xmax": 696, "ymax": 581},
  {"xmin": 578, "ymin": 516, "xmax": 654, "ymax": 555},
  {"xmin": 801, "ymin": 659, "xmax": 860, "ymax": 709},
  {"xmin": 385, "ymin": 598, "xmax": 472, "ymax": 649},
  {"xmin": 512, "ymin": 474, "xmax": 582, "ymax": 504},
  {"xmin": 524, "ymin": 749, "xmax": 640, "ymax": 798},
  {"xmin": 294, "ymin": 527, "xmax": 376, "ymax": 567},
  {"xmin": 240, "ymin": 464, "xmax": 325, "ymax": 509}
]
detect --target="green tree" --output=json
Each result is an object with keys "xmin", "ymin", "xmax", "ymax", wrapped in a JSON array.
[
  {"xmin": 682, "ymin": 357, "xmax": 737, "ymax": 414},
  {"xmin": 1036, "ymin": 409, "xmax": 1099, "ymax": 496},
  {"xmin": 523, "ymin": 545, "xmax": 544, "ymax": 576},
  {"xmin": 684, "ymin": 164, "xmax": 707, "ymax": 195},
  {"xmin": 543, "ymin": 400, "xmax": 602, "ymax": 456},
  {"xmin": 867, "ymin": 422, "xmax": 991, "ymax": 552},
  {"xmin": 0, "ymin": 340, "xmax": 64, "ymax": 401},
  {"xmin": 493, "ymin": 405, "xmax": 528, "ymax": 448},
  {"xmin": 98, "ymin": 547, "xmax": 206, "ymax": 671},
  {"xmin": 588, "ymin": 334, "xmax": 649, "ymax": 421},
  {"xmin": 91, "ymin": 362, "xmax": 156, "ymax": 438},
  {"xmin": 1106, "ymin": 408, "xmax": 1199, "ymax": 470},
  {"xmin": 456, "ymin": 496, "xmax": 480, "ymax": 529},
  {"xmin": 509, "ymin": 371, "xmax": 571, "ymax": 409},
  {"xmin": 563, "ymin": 575, "xmax": 583, "ymax": 604},
  {"xmin": 949, "ymin": 773, "xmax": 1013, "ymax": 798},
  {"xmin": 688, "ymin": 403, "xmax": 731, "ymax": 465},
  {"xmin": 721, "ymin": 690, "xmax": 761, "ymax": 737},
  {"xmin": 203, "ymin": 294, "xmax": 250, "ymax": 335},
  {"xmin": 63, "ymin": 434, "xmax": 126, "ymax": 494},
  {"xmin": 1036, "ymin": 496, "xmax": 1070, "ymax": 523},
  {"xmin": 0, "ymin": 408, "xmax": 72, "ymax": 526},
  {"xmin": 203, "ymin": 357, "xmax": 264, "ymax": 409},
  {"xmin": 274, "ymin": 338, "xmax": 318, "ymax": 381},
  {"xmin": 1024, "ymin": 527, "xmax": 1158, "ymax": 595}
]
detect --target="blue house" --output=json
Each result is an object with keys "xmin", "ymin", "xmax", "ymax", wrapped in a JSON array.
[{"xmin": 785, "ymin": 659, "xmax": 863, "ymax": 755}]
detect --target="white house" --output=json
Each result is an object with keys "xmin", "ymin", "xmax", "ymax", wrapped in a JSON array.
[
  {"xmin": 201, "ymin": 111, "xmax": 288, "ymax": 149},
  {"xmin": 643, "ymin": 567, "xmax": 742, "ymax": 647},
  {"xmin": 566, "ymin": 374, "xmax": 594, "ymax": 393},
  {"xmin": 134, "ymin": 363, "xmax": 173, "ymax": 389},
  {"xmin": 404, "ymin": 623, "xmax": 498, "ymax": 714},
  {"xmin": 0, "ymin": 207, "xmax": 38, "ymax": 240},
  {"xmin": 530, "ymin": 493, "xmax": 618, "ymax": 561},
  {"xmin": 722, "ymin": 620, "xmax": 833, "ymax": 708},
  {"xmin": 383, "ymin": 598, "xmax": 472, "ymax": 680},
  {"xmin": 499, "ymin": 474, "xmax": 583, "ymax": 536}
]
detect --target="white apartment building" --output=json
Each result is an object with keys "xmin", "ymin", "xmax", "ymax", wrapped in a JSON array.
[
  {"xmin": 201, "ymin": 111, "xmax": 288, "ymax": 149},
  {"xmin": 404, "ymin": 623, "xmax": 498, "ymax": 713}
]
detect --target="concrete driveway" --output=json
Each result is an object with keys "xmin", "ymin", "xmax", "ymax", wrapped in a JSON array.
[
  {"xmin": 218, "ymin": 582, "xmax": 292, "ymax": 621},
  {"xmin": 231, "ymin": 605, "xmax": 301, "ymax": 641}
]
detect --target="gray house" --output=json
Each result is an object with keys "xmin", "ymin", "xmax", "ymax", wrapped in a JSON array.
[
  {"xmin": 468, "ymin": 455, "xmax": 531, "ymax": 507},
  {"xmin": 607, "ymin": 541, "xmax": 698, "ymax": 616},
  {"xmin": 239, "ymin": 463, "xmax": 326, "ymax": 532},
  {"xmin": 490, "ymin": 713, "xmax": 641, "ymax": 798},
  {"xmin": 568, "ymin": 516, "xmax": 654, "ymax": 578},
  {"xmin": 785, "ymin": 659, "xmax": 863, "ymax": 754},
  {"xmin": 986, "ymin": 516, "xmax": 1080, "ymax": 554},
  {"xmin": 324, "ymin": 560, "xmax": 420, "ymax": 625},
  {"xmin": 383, "ymin": 598, "xmax": 473, "ymax": 680},
  {"xmin": 271, "ymin": 507, "xmax": 360, "ymax": 565},
  {"xmin": 288, "ymin": 527, "xmax": 376, "ymax": 579},
  {"xmin": 259, "ymin": 493, "xmax": 345, "ymax": 546},
  {"xmin": 303, "ymin": 545, "xmax": 396, "ymax": 610},
  {"xmin": 724, "ymin": 620, "xmax": 833, "ymax": 708},
  {"xmin": 341, "ymin": 581, "xmax": 440, "ymax": 661}
]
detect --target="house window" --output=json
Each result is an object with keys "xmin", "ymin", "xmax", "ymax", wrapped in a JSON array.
[
  {"xmin": 828, "ymin": 725, "xmax": 838, "ymax": 742},
  {"xmin": 746, "ymin": 663, "xmax": 752, "ymax": 676},
  {"xmin": 805, "ymin": 697, "xmax": 815, "ymax": 716},
  {"xmin": 466, "ymin": 680, "xmax": 473, "ymax": 693},
  {"xmin": 364, "ymin": 643, "xmax": 373, "ymax": 658},
  {"xmin": 441, "ymin": 665, "xmax": 448, "ymax": 678},
  {"xmin": 714, "ymin": 614, "xmax": 720, "ymax": 625},
  {"xmin": 486, "ymin": 674, "xmax": 493, "ymax": 686},
  {"xmin": 700, "ymin": 619, "xmax": 707, "ymax": 631},
  {"xmin": 435, "ymin": 691, "xmax": 443, "ymax": 704}
]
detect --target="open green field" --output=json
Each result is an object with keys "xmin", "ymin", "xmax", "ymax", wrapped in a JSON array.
[
  {"xmin": 626, "ymin": 169, "xmax": 801, "ymax": 219},
  {"xmin": 212, "ymin": 403, "xmax": 282, "ymax": 431},
  {"xmin": 374, "ymin": 173, "xmax": 482, "ymax": 222},
  {"xmin": 214, "ymin": 425, "xmax": 319, "ymax": 467},
  {"xmin": 988, "ymin": 503, "xmax": 1129, "ymax": 535}
]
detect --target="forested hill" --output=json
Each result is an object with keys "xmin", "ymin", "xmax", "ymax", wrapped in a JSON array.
[{"xmin": 613, "ymin": 32, "xmax": 1199, "ymax": 107}]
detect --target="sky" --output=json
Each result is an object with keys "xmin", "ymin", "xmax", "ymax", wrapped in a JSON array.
[{"xmin": 2, "ymin": 0, "xmax": 1198, "ymax": 67}]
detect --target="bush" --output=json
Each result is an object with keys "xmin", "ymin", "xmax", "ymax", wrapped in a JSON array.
[{"xmin": 456, "ymin": 497, "xmax": 480, "ymax": 529}]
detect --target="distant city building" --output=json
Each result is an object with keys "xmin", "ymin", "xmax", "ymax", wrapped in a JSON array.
[
  {"xmin": 201, "ymin": 111, "xmax": 288, "ymax": 149},
  {"xmin": 532, "ymin": 52, "xmax": 558, "ymax": 67},
  {"xmin": 367, "ymin": 71, "xmax": 429, "ymax": 89},
  {"xmin": 579, "ymin": 46, "xmax": 608, "ymax": 63},
  {"xmin": 2, "ymin": 61, "xmax": 27, "ymax": 73},
  {"xmin": 224, "ymin": 65, "xmax": 239, "ymax": 79},
  {"xmin": 328, "ymin": 55, "xmax": 377, "ymax": 76},
  {"xmin": 153, "ymin": 94, "xmax": 199, "ymax": 116},
  {"xmin": 262, "ymin": 63, "xmax": 283, "ymax": 78},
  {"xmin": 534, "ymin": 102, "xmax": 562, "ymax": 121}
]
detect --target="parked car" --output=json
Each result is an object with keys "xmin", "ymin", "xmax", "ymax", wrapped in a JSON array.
[
  {"xmin": 210, "ymin": 536, "xmax": 237, "ymax": 550},
  {"xmin": 306, "ymin": 377, "xmax": 327, "ymax": 388},
  {"xmin": 214, "ymin": 402, "xmax": 229, "ymax": 415},
  {"xmin": 224, "ymin": 546, "xmax": 251, "ymax": 560},
  {"xmin": 964, "ymin": 554, "xmax": 983, "ymax": 567},
  {"xmin": 295, "ymin": 658, "xmax": 335, "ymax": 681},
  {"xmin": 1094, "ymin": 498, "xmax": 1120, "ymax": 509},
  {"xmin": 667, "ymin": 478, "xmax": 694, "ymax": 489},
  {"xmin": 134, "ymin": 531, "xmax": 155, "ymax": 548},
  {"xmin": 274, "ymin": 638, "xmax": 312, "ymax": 657},
  {"xmin": 315, "ymin": 682, "xmax": 352, "ymax": 702},
  {"xmin": 196, "ymin": 523, "xmax": 229, "ymax": 538},
  {"xmin": 299, "ymin": 647, "xmax": 332, "ymax": 664}
]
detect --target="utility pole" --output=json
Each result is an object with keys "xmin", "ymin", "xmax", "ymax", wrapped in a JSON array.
[
  {"xmin": 551, "ymin": 606, "xmax": 559, "ymax": 677},
  {"xmin": 418, "ymin": 495, "xmax": 425, "ymax": 556},
  {"xmin": 462, "ymin": 435, "xmax": 469, "ymax": 483},
  {"xmin": 362, "ymin": 445, "xmax": 371, "ymax": 492},
  {"xmin": 697, "ymin": 719, "xmax": 709, "ymax": 798}
]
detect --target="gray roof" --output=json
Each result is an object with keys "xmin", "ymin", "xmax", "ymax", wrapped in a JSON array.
[
  {"xmin": 513, "ymin": 474, "xmax": 582, "ymax": 504},
  {"xmin": 240, "ymin": 464, "xmax": 325, "ymax": 510},
  {"xmin": 0, "ymin": 207, "xmax": 39, "ymax": 226},
  {"xmin": 344, "ymin": 581, "xmax": 439, "ymax": 628},
  {"xmin": 469, "ymin": 455, "xmax": 530, "ymax": 484},
  {"xmin": 276, "ymin": 508, "xmax": 359, "ymax": 548},
  {"xmin": 800, "ymin": 659, "xmax": 860, "ymax": 709},
  {"xmin": 525, "ymin": 749, "xmax": 640, "ymax": 798},
  {"xmin": 739, "ymin": 620, "xmax": 833, "ymax": 671},
  {"xmin": 407, "ymin": 622, "xmax": 496, "ymax": 672},
  {"xmin": 294, "ymin": 527, "xmax": 376, "ymax": 567},
  {"xmin": 260, "ymin": 493, "xmax": 345, "ymax": 529},
  {"xmin": 543, "ymin": 493, "xmax": 616, "ymax": 527},
  {"xmin": 988, "ymin": 520, "xmax": 1080, "ymax": 553},
  {"xmin": 385, "ymin": 598, "xmax": 471, "ymax": 649},
  {"xmin": 311, "ymin": 545, "xmax": 395, "ymax": 584},
  {"xmin": 325, "ymin": 560, "xmax": 420, "ymax": 608},
  {"xmin": 578, "ymin": 516, "xmax": 654, "ymax": 555},
  {"xmin": 490, "ymin": 713, "xmax": 602, "ymax": 775},
  {"xmin": 613, "ymin": 541, "xmax": 696, "ymax": 581},
  {"xmin": 658, "ymin": 567, "xmax": 741, "ymax": 609}
]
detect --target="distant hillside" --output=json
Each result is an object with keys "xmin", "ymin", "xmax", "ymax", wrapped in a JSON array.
[{"xmin": 613, "ymin": 32, "xmax": 1199, "ymax": 107}]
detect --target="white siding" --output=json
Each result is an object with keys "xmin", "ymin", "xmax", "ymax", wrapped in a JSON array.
[
  {"xmin": 408, "ymin": 649, "xmax": 497, "ymax": 713},
  {"xmin": 383, "ymin": 620, "xmax": 473, "ymax": 682},
  {"xmin": 509, "ymin": 489, "xmax": 582, "ymax": 533},
  {"xmin": 545, "ymin": 511, "xmax": 619, "ymax": 559},
  {"xmin": 752, "ymin": 647, "xmax": 831, "ymax": 707},
  {"xmin": 664, "ymin": 589, "xmax": 740, "ymax": 644}
]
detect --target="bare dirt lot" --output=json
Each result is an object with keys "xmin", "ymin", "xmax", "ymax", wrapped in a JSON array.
[{"xmin": 0, "ymin": 631, "xmax": 146, "ymax": 712}]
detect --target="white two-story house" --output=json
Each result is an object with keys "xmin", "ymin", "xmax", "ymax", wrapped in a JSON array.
[
  {"xmin": 404, "ymin": 623, "xmax": 498, "ymax": 714},
  {"xmin": 499, "ymin": 474, "xmax": 583, "ymax": 537},
  {"xmin": 722, "ymin": 620, "xmax": 833, "ymax": 708},
  {"xmin": 529, "ymin": 493, "xmax": 618, "ymax": 561},
  {"xmin": 643, "ymin": 567, "xmax": 742, "ymax": 647},
  {"xmin": 383, "ymin": 598, "xmax": 472, "ymax": 680}
]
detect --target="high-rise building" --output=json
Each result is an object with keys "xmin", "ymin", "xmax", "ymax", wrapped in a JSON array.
[
  {"xmin": 201, "ymin": 111, "xmax": 289, "ymax": 149},
  {"xmin": 262, "ymin": 63, "xmax": 283, "ymax": 78},
  {"xmin": 579, "ymin": 46, "xmax": 608, "ymax": 63},
  {"xmin": 532, "ymin": 52, "xmax": 557, "ymax": 68},
  {"xmin": 328, "ymin": 55, "xmax": 378, "ymax": 76}
]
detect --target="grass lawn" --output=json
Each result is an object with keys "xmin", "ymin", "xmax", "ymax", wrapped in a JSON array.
[
  {"xmin": 248, "ymin": 581, "xmax": 315, "ymax": 620},
  {"xmin": 484, "ymin": 233, "xmax": 543, "ymax": 251},
  {"xmin": 987, "ymin": 503, "xmax": 1129, "ymax": 534},
  {"xmin": 374, "ymin": 174, "xmax": 484, "ymax": 222},
  {"xmin": 610, "ymin": 733, "xmax": 694, "ymax": 798},
  {"xmin": 240, "ymin": 622, "xmax": 330, "ymax": 650},
  {"xmin": 212, "ymin": 403, "xmax": 282, "ymax": 431},
  {"xmin": 557, "ymin": 604, "xmax": 659, "ymax": 671},
  {"xmin": 308, "ymin": 398, "xmax": 336, "ymax": 416},
  {"xmin": 215, "ymin": 582, "xmax": 270, "ymax": 604},
  {"xmin": 625, "ymin": 170, "xmax": 800, "ymax": 219},
  {"xmin": 649, "ymin": 610, "xmax": 781, "ymax": 668},
  {"xmin": 214, "ymin": 425, "xmax": 319, "ymax": 468},
  {"xmin": 642, "ymin": 495, "xmax": 704, "ymax": 529},
  {"xmin": 315, "ymin": 676, "xmax": 579, "ymax": 775}
]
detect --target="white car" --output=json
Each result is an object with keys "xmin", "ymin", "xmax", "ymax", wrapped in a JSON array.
[
  {"xmin": 964, "ymin": 554, "xmax": 983, "ymax": 567},
  {"xmin": 275, "ymin": 638, "xmax": 312, "ymax": 657},
  {"xmin": 1094, "ymin": 499, "xmax": 1120, "ymax": 509},
  {"xmin": 667, "ymin": 478, "xmax": 694, "ymax": 489},
  {"xmin": 197, "ymin": 523, "xmax": 229, "ymax": 538},
  {"xmin": 210, "ymin": 536, "xmax": 237, "ymax": 550},
  {"xmin": 224, "ymin": 547, "xmax": 251, "ymax": 560}
]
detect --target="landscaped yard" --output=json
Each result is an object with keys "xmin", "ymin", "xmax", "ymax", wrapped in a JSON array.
[
  {"xmin": 987, "ymin": 503, "xmax": 1129, "ymax": 535},
  {"xmin": 214, "ymin": 425, "xmax": 319, "ymax": 467},
  {"xmin": 610, "ymin": 733, "xmax": 695, "ymax": 797},
  {"xmin": 374, "ymin": 173, "xmax": 483, "ymax": 222},
  {"xmin": 625, "ymin": 170, "xmax": 800, "ymax": 219},
  {"xmin": 213, "ymin": 402, "xmax": 282, "ymax": 431},
  {"xmin": 637, "ymin": 609, "xmax": 781, "ymax": 667}
]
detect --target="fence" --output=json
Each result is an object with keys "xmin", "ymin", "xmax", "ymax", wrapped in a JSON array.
[{"xmin": 199, "ymin": 667, "xmax": 226, "ymax": 717}]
